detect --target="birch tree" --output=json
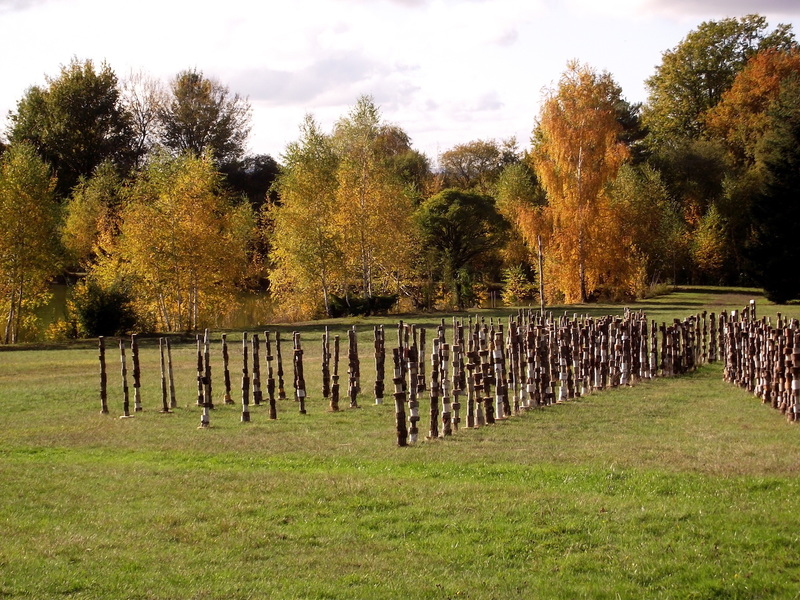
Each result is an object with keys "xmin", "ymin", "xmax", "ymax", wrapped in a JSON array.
[
  {"xmin": 271, "ymin": 115, "xmax": 343, "ymax": 318},
  {"xmin": 531, "ymin": 62, "xmax": 629, "ymax": 303},
  {"xmin": 0, "ymin": 142, "xmax": 60, "ymax": 343}
]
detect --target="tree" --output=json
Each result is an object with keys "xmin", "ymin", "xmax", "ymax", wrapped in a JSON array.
[
  {"xmin": 438, "ymin": 139, "xmax": 506, "ymax": 195},
  {"xmin": 531, "ymin": 62, "xmax": 629, "ymax": 303},
  {"xmin": 746, "ymin": 74, "xmax": 800, "ymax": 302},
  {"xmin": 643, "ymin": 15, "xmax": 795, "ymax": 144},
  {"xmin": 6, "ymin": 58, "xmax": 136, "ymax": 198},
  {"xmin": 332, "ymin": 96, "xmax": 414, "ymax": 299},
  {"xmin": 706, "ymin": 48, "xmax": 800, "ymax": 166},
  {"xmin": 271, "ymin": 115, "xmax": 343, "ymax": 318},
  {"xmin": 61, "ymin": 161, "xmax": 124, "ymax": 269},
  {"xmin": 157, "ymin": 69, "xmax": 251, "ymax": 166},
  {"xmin": 120, "ymin": 69, "xmax": 166, "ymax": 167},
  {"xmin": 0, "ymin": 142, "xmax": 60, "ymax": 343},
  {"xmin": 607, "ymin": 164, "xmax": 685, "ymax": 288},
  {"xmin": 415, "ymin": 188, "xmax": 508, "ymax": 309},
  {"xmin": 94, "ymin": 151, "xmax": 256, "ymax": 331},
  {"xmin": 220, "ymin": 153, "xmax": 280, "ymax": 212}
]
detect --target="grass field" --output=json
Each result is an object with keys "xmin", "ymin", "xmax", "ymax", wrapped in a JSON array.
[{"xmin": 1, "ymin": 288, "xmax": 799, "ymax": 599}]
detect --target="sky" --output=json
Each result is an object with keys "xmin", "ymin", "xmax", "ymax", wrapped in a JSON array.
[{"xmin": 1, "ymin": 0, "xmax": 800, "ymax": 165}]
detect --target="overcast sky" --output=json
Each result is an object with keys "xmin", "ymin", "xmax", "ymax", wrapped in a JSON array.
[{"xmin": 1, "ymin": 0, "xmax": 799, "ymax": 164}]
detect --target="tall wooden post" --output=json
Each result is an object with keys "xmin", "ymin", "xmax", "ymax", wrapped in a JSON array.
[
  {"xmin": 322, "ymin": 327, "xmax": 331, "ymax": 402},
  {"xmin": 265, "ymin": 331, "xmax": 277, "ymax": 419},
  {"xmin": 348, "ymin": 327, "xmax": 360, "ymax": 408},
  {"xmin": 241, "ymin": 332, "xmax": 250, "ymax": 423},
  {"xmin": 131, "ymin": 334, "xmax": 142, "ymax": 412},
  {"xmin": 166, "ymin": 338, "xmax": 176, "ymax": 409},
  {"xmin": 221, "ymin": 334, "xmax": 233, "ymax": 404},
  {"xmin": 392, "ymin": 348, "xmax": 409, "ymax": 447},
  {"xmin": 407, "ymin": 343, "xmax": 420, "ymax": 443},
  {"xmin": 252, "ymin": 333, "xmax": 262, "ymax": 406},
  {"xmin": 294, "ymin": 332, "xmax": 307, "ymax": 414},
  {"xmin": 99, "ymin": 336, "xmax": 108, "ymax": 414},
  {"xmin": 159, "ymin": 338, "xmax": 170, "ymax": 413},
  {"xmin": 276, "ymin": 331, "xmax": 286, "ymax": 400},
  {"xmin": 331, "ymin": 335, "xmax": 341, "ymax": 412},
  {"xmin": 119, "ymin": 338, "xmax": 131, "ymax": 418},
  {"xmin": 428, "ymin": 339, "xmax": 440, "ymax": 439},
  {"xmin": 374, "ymin": 326, "xmax": 385, "ymax": 405},
  {"xmin": 440, "ymin": 342, "xmax": 452, "ymax": 436},
  {"xmin": 203, "ymin": 329, "xmax": 213, "ymax": 410}
]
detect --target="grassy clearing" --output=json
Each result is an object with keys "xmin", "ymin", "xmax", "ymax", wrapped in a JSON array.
[{"xmin": 1, "ymin": 288, "xmax": 800, "ymax": 599}]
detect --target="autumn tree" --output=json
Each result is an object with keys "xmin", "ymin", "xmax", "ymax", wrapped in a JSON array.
[
  {"xmin": 120, "ymin": 69, "xmax": 166, "ymax": 167},
  {"xmin": 643, "ymin": 15, "xmax": 795, "ymax": 145},
  {"xmin": 332, "ymin": 96, "xmax": 414, "ymax": 300},
  {"xmin": 415, "ymin": 189, "xmax": 508, "ymax": 309},
  {"xmin": 94, "ymin": 151, "xmax": 256, "ymax": 331},
  {"xmin": 746, "ymin": 74, "xmax": 800, "ymax": 302},
  {"xmin": 531, "ymin": 62, "xmax": 630, "ymax": 303},
  {"xmin": 0, "ymin": 142, "xmax": 60, "ymax": 343},
  {"xmin": 6, "ymin": 58, "xmax": 137, "ymax": 198},
  {"xmin": 271, "ymin": 115, "xmax": 343, "ymax": 318},
  {"xmin": 61, "ymin": 161, "xmax": 124, "ymax": 269},
  {"xmin": 157, "ymin": 69, "xmax": 251, "ymax": 166}
]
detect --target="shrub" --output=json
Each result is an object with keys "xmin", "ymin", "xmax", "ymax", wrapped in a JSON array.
[{"xmin": 71, "ymin": 280, "xmax": 137, "ymax": 337}]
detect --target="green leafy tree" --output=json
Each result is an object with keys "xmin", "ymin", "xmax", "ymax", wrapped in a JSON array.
[
  {"xmin": 643, "ymin": 15, "xmax": 795, "ymax": 144},
  {"xmin": 746, "ymin": 74, "xmax": 800, "ymax": 302},
  {"xmin": 438, "ymin": 139, "xmax": 506, "ymax": 195},
  {"xmin": 0, "ymin": 142, "xmax": 61, "ymax": 343},
  {"xmin": 6, "ymin": 58, "xmax": 136, "ymax": 198},
  {"xmin": 415, "ymin": 188, "xmax": 508, "ymax": 309},
  {"xmin": 157, "ymin": 69, "xmax": 251, "ymax": 166}
]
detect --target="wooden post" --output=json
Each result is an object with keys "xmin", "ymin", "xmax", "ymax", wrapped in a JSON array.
[
  {"xmin": 428, "ymin": 339, "xmax": 440, "ymax": 439},
  {"xmin": 440, "ymin": 342, "xmax": 452, "ymax": 436},
  {"xmin": 99, "ymin": 336, "xmax": 108, "ymax": 414},
  {"xmin": 374, "ymin": 325, "xmax": 385, "ymax": 405},
  {"xmin": 322, "ymin": 327, "xmax": 331, "ymax": 402},
  {"xmin": 241, "ymin": 332, "xmax": 250, "ymax": 423},
  {"xmin": 392, "ymin": 348, "xmax": 409, "ymax": 447},
  {"xmin": 276, "ymin": 331, "xmax": 286, "ymax": 400},
  {"xmin": 159, "ymin": 338, "xmax": 170, "ymax": 413},
  {"xmin": 131, "ymin": 334, "xmax": 142, "ymax": 412},
  {"xmin": 119, "ymin": 338, "xmax": 131, "ymax": 418},
  {"xmin": 348, "ymin": 327, "xmax": 360, "ymax": 408},
  {"xmin": 294, "ymin": 332, "xmax": 307, "ymax": 414},
  {"xmin": 196, "ymin": 335, "xmax": 204, "ymax": 407},
  {"xmin": 407, "ymin": 343, "xmax": 420, "ymax": 443},
  {"xmin": 252, "ymin": 333, "xmax": 262, "ymax": 406},
  {"xmin": 221, "ymin": 334, "xmax": 233, "ymax": 404},
  {"xmin": 166, "ymin": 338, "xmax": 177, "ymax": 409},
  {"xmin": 331, "ymin": 335, "xmax": 341, "ymax": 412},
  {"xmin": 265, "ymin": 331, "xmax": 277, "ymax": 419},
  {"xmin": 466, "ymin": 336, "xmax": 477, "ymax": 427},
  {"xmin": 203, "ymin": 329, "xmax": 213, "ymax": 411}
]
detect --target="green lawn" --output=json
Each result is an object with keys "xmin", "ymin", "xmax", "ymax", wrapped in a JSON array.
[{"xmin": 1, "ymin": 288, "xmax": 799, "ymax": 599}]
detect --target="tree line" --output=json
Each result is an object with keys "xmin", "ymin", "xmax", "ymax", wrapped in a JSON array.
[{"xmin": 1, "ymin": 14, "xmax": 799, "ymax": 341}]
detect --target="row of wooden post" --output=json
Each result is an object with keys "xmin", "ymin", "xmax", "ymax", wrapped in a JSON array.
[
  {"xmin": 722, "ymin": 301, "xmax": 800, "ymax": 421},
  {"xmin": 385, "ymin": 310, "xmax": 716, "ymax": 446},
  {"xmin": 102, "ymin": 304, "xmax": 781, "ymax": 438},
  {"xmin": 99, "ymin": 326, "xmax": 364, "ymax": 426}
]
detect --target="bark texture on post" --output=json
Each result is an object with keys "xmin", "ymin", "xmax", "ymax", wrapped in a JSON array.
[{"xmin": 99, "ymin": 336, "xmax": 108, "ymax": 414}]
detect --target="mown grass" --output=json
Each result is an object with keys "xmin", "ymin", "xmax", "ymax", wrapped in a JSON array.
[{"xmin": 1, "ymin": 288, "xmax": 800, "ymax": 599}]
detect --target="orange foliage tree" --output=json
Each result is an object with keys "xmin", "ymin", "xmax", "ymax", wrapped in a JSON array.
[{"xmin": 530, "ymin": 62, "xmax": 630, "ymax": 303}]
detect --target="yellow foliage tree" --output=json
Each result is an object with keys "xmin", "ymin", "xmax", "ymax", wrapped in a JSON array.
[
  {"xmin": 332, "ymin": 96, "xmax": 414, "ymax": 299},
  {"xmin": 271, "ymin": 115, "xmax": 343, "ymax": 318},
  {"xmin": 94, "ymin": 151, "xmax": 255, "ymax": 331},
  {"xmin": 0, "ymin": 142, "xmax": 61, "ymax": 343},
  {"xmin": 531, "ymin": 62, "xmax": 630, "ymax": 303}
]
